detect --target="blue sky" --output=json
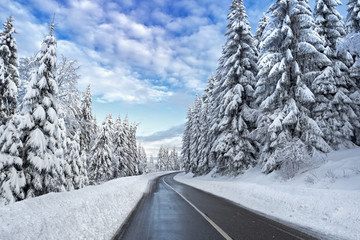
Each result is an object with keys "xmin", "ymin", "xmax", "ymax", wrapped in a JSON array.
[{"xmin": 0, "ymin": 0, "xmax": 348, "ymax": 156}]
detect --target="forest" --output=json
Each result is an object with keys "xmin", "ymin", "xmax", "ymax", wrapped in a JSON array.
[
  {"xmin": 0, "ymin": 17, "xmax": 155, "ymax": 205},
  {"xmin": 181, "ymin": 0, "xmax": 360, "ymax": 178}
]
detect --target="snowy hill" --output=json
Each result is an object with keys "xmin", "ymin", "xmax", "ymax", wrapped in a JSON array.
[
  {"xmin": 0, "ymin": 172, "xmax": 169, "ymax": 240},
  {"xmin": 175, "ymin": 148, "xmax": 360, "ymax": 240}
]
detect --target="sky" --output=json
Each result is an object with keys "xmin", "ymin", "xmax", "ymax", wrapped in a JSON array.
[{"xmin": 0, "ymin": 0, "xmax": 348, "ymax": 157}]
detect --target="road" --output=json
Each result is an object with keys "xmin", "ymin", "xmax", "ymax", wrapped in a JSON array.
[{"xmin": 112, "ymin": 172, "xmax": 318, "ymax": 240}]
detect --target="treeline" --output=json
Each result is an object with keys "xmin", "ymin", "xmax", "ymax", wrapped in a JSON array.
[
  {"xmin": 157, "ymin": 146, "xmax": 180, "ymax": 171},
  {"xmin": 0, "ymin": 17, "xmax": 147, "ymax": 205},
  {"xmin": 182, "ymin": 0, "xmax": 360, "ymax": 178}
]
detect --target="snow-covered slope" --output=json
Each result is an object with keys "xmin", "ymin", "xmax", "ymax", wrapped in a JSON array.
[
  {"xmin": 175, "ymin": 148, "xmax": 360, "ymax": 240},
  {"xmin": 0, "ymin": 172, "xmax": 169, "ymax": 240}
]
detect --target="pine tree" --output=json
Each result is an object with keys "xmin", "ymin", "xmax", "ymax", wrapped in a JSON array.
[
  {"xmin": 88, "ymin": 115, "xmax": 114, "ymax": 184},
  {"xmin": 189, "ymin": 95, "xmax": 202, "ymax": 173},
  {"xmin": 0, "ymin": 114, "xmax": 25, "ymax": 205},
  {"xmin": 313, "ymin": 0, "xmax": 360, "ymax": 149},
  {"xmin": 254, "ymin": 13, "xmax": 269, "ymax": 50},
  {"xmin": 170, "ymin": 146, "xmax": 179, "ymax": 170},
  {"xmin": 0, "ymin": 16, "xmax": 19, "ymax": 126},
  {"xmin": 113, "ymin": 116, "xmax": 126, "ymax": 177},
  {"xmin": 80, "ymin": 85, "xmax": 95, "ymax": 156},
  {"xmin": 181, "ymin": 105, "xmax": 193, "ymax": 173},
  {"xmin": 210, "ymin": 0, "xmax": 258, "ymax": 175},
  {"xmin": 254, "ymin": 0, "xmax": 332, "ymax": 174},
  {"xmin": 197, "ymin": 74, "xmax": 216, "ymax": 175},
  {"xmin": 66, "ymin": 131, "xmax": 88, "ymax": 189},
  {"xmin": 346, "ymin": 0, "xmax": 360, "ymax": 145},
  {"xmin": 20, "ymin": 22, "xmax": 67, "ymax": 197},
  {"xmin": 121, "ymin": 116, "xmax": 134, "ymax": 176},
  {"xmin": 346, "ymin": 0, "xmax": 360, "ymax": 33}
]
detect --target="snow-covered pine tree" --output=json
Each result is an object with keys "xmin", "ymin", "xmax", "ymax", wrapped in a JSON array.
[
  {"xmin": 254, "ymin": 13, "xmax": 269, "ymax": 50},
  {"xmin": 170, "ymin": 146, "xmax": 179, "ymax": 170},
  {"xmin": 0, "ymin": 16, "xmax": 19, "ymax": 126},
  {"xmin": 80, "ymin": 85, "xmax": 95, "ymax": 156},
  {"xmin": 196, "ymin": 74, "xmax": 216, "ymax": 175},
  {"xmin": 210, "ymin": 0, "xmax": 258, "ymax": 175},
  {"xmin": 346, "ymin": 0, "xmax": 360, "ymax": 33},
  {"xmin": 0, "ymin": 114, "xmax": 25, "ymax": 205},
  {"xmin": 88, "ymin": 115, "xmax": 114, "ymax": 184},
  {"xmin": 129, "ymin": 122, "xmax": 139, "ymax": 175},
  {"xmin": 113, "ymin": 116, "xmax": 126, "ymax": 177},
  {"xmin": 313, "ymin": 0, "xmax": 359, "ymax": 149},
  {"xmin": 121, "ymin": 116, "xmax": 134, "ymax": 176},
  {"xmin": 137, "ymin": 144, "xmax": 147, "ymax": 174},
  {"xmin": 189, "ymin": 95, "xmax": 202, "ymax": 173},
  {"xmin": 254, "ymin": 0, "xmax": 332, "ymax": 174},
  {"xmin": 65, "ymin": 131, "xmax": 88, "ymax": 189},
  {"xmin": 345, "ymin": 0, "xmax": 360, "ymax": 145},
  {"xmin": 20, "ymin": 22, "xmax": 67, "ymax": 197},
  {"xmin": 181, "ymin": 105, "xmax": 193, "ymax": 173}
]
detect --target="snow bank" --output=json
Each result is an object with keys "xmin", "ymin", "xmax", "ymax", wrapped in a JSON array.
[
  {"xmin": 175, "ymin": 148, "xmax": 360, "ymax": 240},
  {"xmin": 0, "ymin": 172, "xmax": 169, "ymax": 240}
]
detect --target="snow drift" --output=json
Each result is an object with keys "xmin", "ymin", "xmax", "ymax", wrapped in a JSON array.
[{"xmin": 0, "ymin": 172, "xmax": 169, "ymax": 240}]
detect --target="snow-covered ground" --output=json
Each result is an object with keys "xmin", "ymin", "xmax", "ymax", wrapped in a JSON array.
[
  {"xmin": 0, "ymin": 172, "xmax": 170, "ymax": 240},
  {"xmin": 175, "ymin": 148, "xmax": 360, "ymax": 240}
]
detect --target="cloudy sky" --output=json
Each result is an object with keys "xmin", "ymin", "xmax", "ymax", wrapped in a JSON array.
[{"xmin": 1, "ymin": 0, "xmax": 347, "ymax": 156}]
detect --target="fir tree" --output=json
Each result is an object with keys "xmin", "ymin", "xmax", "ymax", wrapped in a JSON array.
[
  {"xmin": 88, "ymin": 115, "xmax": 114, "ymax": 184},
  {"xmin": 181, "ymin": 105, "xmax": 193, "ymax": 173},
  {"xmin": 80, "ymin": 85, "xmax": 95, "ymax": 156},
  {"xmin": 0, "ymin": 114, "xmax": 25, "ymax": 205},
  {"xmin": 0, "ymin": 16, "xmax": 19, "ymax": 125},
  {"xmin": 254, "ymin": 13, "xmax": 269, "ymax": 50},
  {"xmin": 20, "ymin": 22, "xmax": 67, "ymax": 197},
  {"xmin": 197, "ymin": 74, "xmax": 216, "ymax": 175},
  {"xmin": 189, "ymin": 95, "xmax": 202, "ymax": 173},
  {"xmin": 66, "ymin": 131, "xmax": 88, "ymax": 189},
  {"xmin": 254, "ymin": 0, "xmax": 332, "ymax": 173},
  {"xmin": 211, "ymin": 0, "xmax": 258, "ymax": 175},
  {"xmin": 346, "ymin": 0, "xmax": 360, "ymax": 33},
  {"xmin": 113, "ymin": 116, "xmax": 125, "ymax": 177}
]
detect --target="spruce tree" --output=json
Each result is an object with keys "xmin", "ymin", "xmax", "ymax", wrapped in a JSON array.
[
  {"xmin": 313, "ymin": 0, "xmax": 359, "ymax": 149},
  {"xmin": 66, "ymin": 131, "xmax": 88, "ymax": 189},
  {"xmin": 254, "ymin": 13, "xmax": 269, "ymax": 50},
  {"xmin": 211, "ymin": 0, "xmax": 258, "ymax": 175},
  {"xmin": 189, "ymin": 95, "xmax": 202, "ymax": 173},
  {"xmin": 20, "ymin": 22, "xmax": 67, "ymax": 197},
  {"xmin": 0, "ymin": 16, "xmax": 19, "ymax": 125},
  {"xmin": 181, "ymin": 105, "xmax": 193, "ymax": 173},
  {"xmin": 113, "ymin": 116, "xmax": 126, "ymax": 177},
  {"xmin": 89, "ymin": 115, "xmax": 114, "ymax": 184},
  {"xmin": 80, "ymin": 85, "xmax": 95, "ymax": 156},
  {"xmin": 346, "ymin": 0, "xmax": 360, "ymax": 33},
  {"xmin": 0, "ymin": 114, "xmax": 25, "ymax": 205},
  {"xmin": 254, "ymin": 0, "xmax": 332, "ymax": 173},
  {"xmin": 197, "ymin": 74, "xmax": 216, "ymax": 175}
]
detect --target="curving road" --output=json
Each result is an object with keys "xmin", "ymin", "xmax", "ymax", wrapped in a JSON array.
[{"xmin": 112, "ymin": 172, "xmax": 319, "ymax": 240}]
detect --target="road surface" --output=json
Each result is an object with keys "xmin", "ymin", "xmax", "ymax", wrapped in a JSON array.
[{"xmin": 113, "ymin": 172, "xmax": 318, "ymax": 240}]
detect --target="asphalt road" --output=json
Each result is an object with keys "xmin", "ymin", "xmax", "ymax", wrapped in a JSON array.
[{"xmin": 112, "ymin": 172, "xmax": 319, "ymax": 240}]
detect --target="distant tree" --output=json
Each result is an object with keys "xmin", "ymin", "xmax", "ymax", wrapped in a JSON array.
[
  {"xmin": 80, "ymin": 85, "xmax": 96, "ymax": 157},
  {"xmin": 189, "ymin": 95, "xmax": 202, "ymax": 173},
  {"xmin": 181, "ymin": 105, "xmax": 193, "ymax": 173},
  {"xmin": 88, "ymin": 115, "xmax": 114, "ymax": 184},
  {"xmin": 197, "ymin": 74, "xmax": 216, "ymax": 175}
]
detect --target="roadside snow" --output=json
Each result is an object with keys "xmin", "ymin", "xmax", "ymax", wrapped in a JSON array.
[
  {"xmin": 175, "ymin": 148, "xmax": 360, "ymax": 240},
  {"xmin": 0, "ymin": 172, "xmax": 170, "ymax": 240}
]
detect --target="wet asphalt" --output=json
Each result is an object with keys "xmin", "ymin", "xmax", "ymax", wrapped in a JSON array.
[{"xmin": 112, "ymin": 172, "xmax": 320, "ymax": 240}]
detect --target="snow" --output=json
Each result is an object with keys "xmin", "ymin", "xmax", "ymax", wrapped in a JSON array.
[
  {"xmin": 175, "ymin": 148, "xmax": 360, "ymax": 240},
  {"xmin": 0, "ymin": 172, "xmax": 170, "ymax": 240}
]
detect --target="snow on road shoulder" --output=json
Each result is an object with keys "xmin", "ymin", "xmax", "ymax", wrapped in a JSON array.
[
  {"xmin": 0, "ymin": 172, "xmax": 169, "ymax": 240},
  {"xmin": 175, "ymin": 148, "xmax": 360, "ymax": 240}
]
